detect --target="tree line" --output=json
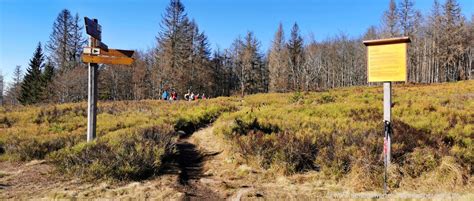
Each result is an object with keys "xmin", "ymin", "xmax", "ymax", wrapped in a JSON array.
[{"xmin": 1, "ymin": 0, "xmax": 472, "ymax": 105}]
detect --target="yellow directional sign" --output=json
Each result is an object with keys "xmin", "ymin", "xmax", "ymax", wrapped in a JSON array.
[
  {"xmin": 82, "ymin": 48, "xmax": 135, "ymax": 65},
  {"xmin": 363, "ymin": 37, "xmax": 410, "ymax": 82},
  {"xmin": 82, "ymin": 54, "xmax": 134, "ymax": 65}
]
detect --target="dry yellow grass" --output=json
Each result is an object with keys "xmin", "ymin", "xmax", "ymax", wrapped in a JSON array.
[{"xmin": 0, "ymin": 80, "xmax": 472, "ymax": 192}]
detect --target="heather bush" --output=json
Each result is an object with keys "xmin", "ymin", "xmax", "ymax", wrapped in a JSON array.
[
  {"xmin": 49, "ymin": 125, "xmax": 177, "ymax": 180},
  {"xmin": 5, "ymin": 134, "xmax": 82, "ymax": 161},
  {"xmin": 213, "ymin": 80, "xmax": 474, "ymax": 191},
  {"xmin": 0, "ymin": 98, "xmax": 236, "ymax": 162}
]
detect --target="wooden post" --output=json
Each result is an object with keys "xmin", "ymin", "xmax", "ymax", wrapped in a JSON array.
[
  {"xmin": 383, "ymin": 81, "xmax": 392, "ymax": 194},
  {"xmin": 384, "ymin": 82, "xmax": 392, "ymax": 163},
  {"xmin": 87, "ymin": 35, "xmax": 98, "ymax": 142}
]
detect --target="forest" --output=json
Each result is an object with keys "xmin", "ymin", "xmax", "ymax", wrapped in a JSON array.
[{"xmin": 0, "ymin": 0, "xmax": 473, "ymax": 105}]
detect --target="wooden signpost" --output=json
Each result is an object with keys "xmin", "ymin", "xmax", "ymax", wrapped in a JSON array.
[
  {"xmin": 82, "ymin": 17, "xmax": 135, "ymax": 142},
  {"xmin": 363, "ymin": 37, "xmax": 410, "ymax": 194}
]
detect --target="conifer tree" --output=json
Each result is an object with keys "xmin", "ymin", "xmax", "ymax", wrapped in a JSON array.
[
  {"xmin": 20, "ymin": 43, "xmax": 45, "ymax": 105},
  {"xmin": 157, "ymin": 0, "xmax": 191, "ymax": 94},
  {"xmin": 47, "ymin": 9, "xmax": 85, "ymax": 72},
  {"xmin": 287, "ymin": 23, "xmax": 304, "ymax": 91},
  {"xmin": 268, "ymin": 23, "xmax": 289, "ymax": 92},
  {"xmin": 191, "ymin": 21, "xmax": 213, "ymax": 95},
  {"xmin": 382, "ymin": 0, "xmax": 400, "ymax": 37},
  {"xmin": 8, "ymin": 66, "xmax": 23, "ymax": 105},
  {"xmin": 398, "ymin": 0, "xmax": 422, "ymax": 82},
  {"xmin": 41, "ymin": 59, "xmax": 55, "ymax": 101},
  {"xmin": 441, "ymin": 0, "xmax": 467, "ymax": 81}
]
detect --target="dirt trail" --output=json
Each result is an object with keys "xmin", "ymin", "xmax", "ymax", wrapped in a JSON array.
[
  {"xmin": 171, "ymin": 130, "xmax": 225, "ymax": 200},
  {"xmin": 0, "ymin": 160, "xmax": 67, "ymax": 199}
]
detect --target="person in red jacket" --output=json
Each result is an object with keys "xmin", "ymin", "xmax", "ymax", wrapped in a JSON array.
[{"xmin": 171, "ymin": 91, "xmax": 177, "ymax": 100}]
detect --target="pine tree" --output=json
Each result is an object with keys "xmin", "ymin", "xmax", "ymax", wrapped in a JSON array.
[
  {"xmin": 398, "ymin": 0, "xmax": 420, "ymax": 36},
  {"xmin": 210, "ymin": 49, "xmax": 230, "ymax": 97},
  {"xmin": 191, "ymin": 21, "xmax": 212, "ymax": 95},
  {"xmin": 20, "ymin": 43, "xmax": 45, "ymax": 105},
  {"xmin": 41, "ymin": 59, "xmax": 55, "ymax": 101},
  {"xmin": 363, "ymin": 26, "xmax": 379, "ymax": 40},
  {"xmin": 237, "ymin": 32, "xmax": 266, "ymax": 95},
  {"xmin": 398, "ymin": 0, "xmax": 422, "ymax": 82},
  {"xmin": 70, "ymin": 13, "xmax": 87, "ymax": 67},
  {"xmin": 382, "ymin": 0, "xmax": 400, "ymax": 37},
  {"xmin": 287, "ymin": 23, "xmax": 304, "ymax": 91},
  {"xmin": 157, "ymin": 0, "xmax": 192, "ymax": 94},
  {"xmin": 47, "ymin": 9, "xmax": 85, "ymax": 72},
  {"xmin": 4, "ymin": 65, "xmax": 23, "ymax": 105},
  {"xmin": 441, "ymin": 0, "xmax": 467, "ymax": 81},
  {"xmin": 268, "ymin": 23, "xmax": 289, "ymax": 92},
  {"xmin": 42, "ymin": 60, "xmax": 55, "ymax": 84}
]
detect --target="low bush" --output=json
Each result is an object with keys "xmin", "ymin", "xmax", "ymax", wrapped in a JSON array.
[
  {"xmin": 317, "ymin": 94, "xmax": 336, "ymax": 104},
  {"xmin": 403, "ymin": 147, "xmax": 440, "ymax": 178},
  {"xmin": 0, "ymin": 140, "xmax": 4, "ymax": 154},
  {"xmin": 49, "ymin": 125, "xmax": 177, "ymax": 180},
  {"xmin": 0, "ymin": 116, "xmax": 14, "ymax": 128},
  {"xmin": 0, "ymin": 98, "xmax": 237, "ymax": 163},
  {"xmin": 174, "ymin": 102, "xmax": 233, "ymax": 134},
  {"xmin": 234, "ymin": 130, "xmax": 318, "ymax": 174},
  {"xmin": 213, "ymin": 80, "xmax": 473, "ymax": 191},
  {"xmin": 289, "ymin": 91, "xmax": 304, "ymax": 104},
  {"xmin": 4, "ymin": 134, "xmax": 82, "ymax": 161}
]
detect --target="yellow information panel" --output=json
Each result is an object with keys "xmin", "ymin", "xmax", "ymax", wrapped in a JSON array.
[{"xmin": 367, "ymin": 43, "xmax": 407, "ymax": 82}]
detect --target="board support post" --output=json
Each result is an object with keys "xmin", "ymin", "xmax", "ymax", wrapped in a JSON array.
[
  {"xmin": 383, "ymin": 81, "xmax": 392, "ymax": 194},
  {"xmin": 86, "ymin": 35, "xmax": 98, "ymax": 142}
]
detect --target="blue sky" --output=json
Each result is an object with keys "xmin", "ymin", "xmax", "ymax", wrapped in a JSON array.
[{"xmin": 1, "ymin": 0, "xmax": 473, "ymax": 85}]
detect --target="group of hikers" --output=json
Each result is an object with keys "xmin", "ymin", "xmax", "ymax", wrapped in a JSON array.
[{"xmin": 161, "ymin": 90, "xmax": 207, "ymax": 101}]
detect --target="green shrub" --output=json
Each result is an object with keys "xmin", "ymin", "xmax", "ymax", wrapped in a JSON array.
[
  {"xmin": 49, "ymin": 125, "xmax": 177, "ymax": 180},
  {"xmin": 4, "ymin": 134, "xmax": 82, "ymax": 161},
  {"xmin": 0, "ymin": 140, "xmax": 4, "ymax": 154},
  {"xmin": 234, "ymin": 131, "xmax": 317, "ymax": 174},
  {"xmin": 233, "ymin": 116, "xmax": 280, "ymax": 136},
  {"xmin": 317, "ymin": 94, "xmax": 335, "ymax": 104},
  {"xmin": 0, "ymin": 116, "xmax": 14, "ymax": 128},
  {"xmin": 174, "ymin": 103, "xmax": 234, "ymax": 134},
  {"xmin": 289, "ymin": 91, "xmax": 304, "ymax": 104},
  {"xmin": 403, "ymin": 147, "xmax": 439, "ymax": 177}
]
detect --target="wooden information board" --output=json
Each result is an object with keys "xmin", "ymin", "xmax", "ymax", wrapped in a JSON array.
[
  {"xmin": 363, "ymin": 37, "xmax": 410, "ymax": 82},
  {"xmin": 363, "ymin": 36, "xmax": 410, "ymax": 194}
]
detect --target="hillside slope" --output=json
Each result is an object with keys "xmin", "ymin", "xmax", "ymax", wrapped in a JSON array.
[{"xmin": 0, "ymin": 81, "xmax": 473, "ymax": 199}]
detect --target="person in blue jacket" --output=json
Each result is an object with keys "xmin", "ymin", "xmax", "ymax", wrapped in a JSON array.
[{"xmin": 162, "ymin": 90, "xmax": 169, "ymax": 100}]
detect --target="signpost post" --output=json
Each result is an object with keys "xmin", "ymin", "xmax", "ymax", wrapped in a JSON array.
[
  {"xmin": 82, "ymin": 17, "xmax": 135, "ymax": 142},
  {"xmin": 363, "ymin": 37, "xmax": 410, "ymax": 194}
]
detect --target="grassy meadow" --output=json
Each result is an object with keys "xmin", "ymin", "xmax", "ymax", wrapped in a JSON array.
[
  {"xmin": 0, "ymin": 99, "xmax": 236, "ymax": 180},
  {"xmin": 0, "ymin": 80, "xmax": 472, "ymax": 191}
]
